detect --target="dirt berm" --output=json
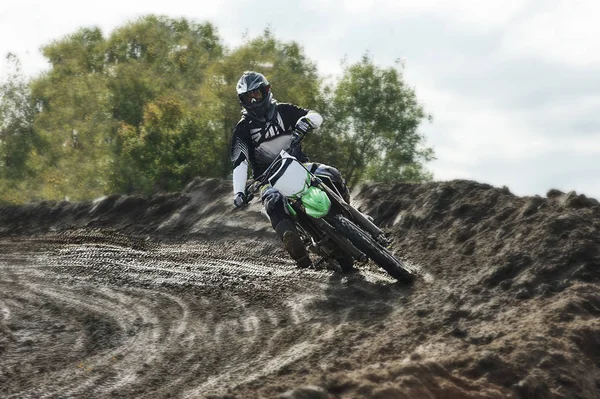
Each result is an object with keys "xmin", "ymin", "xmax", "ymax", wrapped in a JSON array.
[{"xmin": 0, "ymin": 178, "xmax": 599, "ymax": 399}]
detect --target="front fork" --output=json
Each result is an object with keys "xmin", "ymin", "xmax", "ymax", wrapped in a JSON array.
[
  {"xmin": 288, "ymin": 198, "xmax": 366, "ymax": 263},
  {"xmin": 315, "ymin": 181, "xmax": 390, "ymax": 246}
]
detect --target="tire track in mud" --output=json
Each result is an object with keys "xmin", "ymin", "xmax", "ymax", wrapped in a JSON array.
[{"xmin": 0, "ymin": 237, "xmax": 405, "ymax": 398}]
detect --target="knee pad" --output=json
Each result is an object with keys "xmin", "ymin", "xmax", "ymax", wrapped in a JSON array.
[{"xmin": 262, "ymin": 187, "xmax": 288, "ymax": 228}]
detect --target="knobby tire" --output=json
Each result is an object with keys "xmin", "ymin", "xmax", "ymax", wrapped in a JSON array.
[{"xmin": 330, "ymin": 214, "xmax": 414, "ymax": 283}]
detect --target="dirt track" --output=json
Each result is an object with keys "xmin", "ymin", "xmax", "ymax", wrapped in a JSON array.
[{"xmin": 1, "ymin": 178, "xmax": 599, "ymax": 398}]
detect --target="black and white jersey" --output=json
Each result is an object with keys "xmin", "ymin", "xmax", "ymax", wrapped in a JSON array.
[{"xmin": 230, "ymin": 103, "xmax": 310, "ymax": 178}]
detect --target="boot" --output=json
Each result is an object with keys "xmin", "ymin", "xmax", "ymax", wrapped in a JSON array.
[{"xmin": 275, "ymin": 220, "xmax": 311, "ymax": 268}]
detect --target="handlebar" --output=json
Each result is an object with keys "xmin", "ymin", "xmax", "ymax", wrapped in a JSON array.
[
  {"xmin": 243, "ymin": 154, "xmax": 286, "ymax": 203},
  {"xmin": 242, "ymin": 135, "xmax": 304, "ymax": 205}
]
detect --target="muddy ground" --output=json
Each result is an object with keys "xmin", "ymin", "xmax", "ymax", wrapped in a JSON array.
[{"xmin": 0, "ymin": 178, "xmax": 599, "ymax": 399}]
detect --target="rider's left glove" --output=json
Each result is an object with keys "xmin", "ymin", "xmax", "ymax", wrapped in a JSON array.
[
  {"xmin": 233, "ymin": 192, "xmax": 248, "ymax": 209},
  {"xmin": 294, "ymin": 116, "xmax": 315, "ymax": 139}
]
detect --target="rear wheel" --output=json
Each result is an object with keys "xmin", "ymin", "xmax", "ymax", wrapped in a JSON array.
[{"xmin": 330, "ymin": 214, "xmax": 414, "ymax": 283}]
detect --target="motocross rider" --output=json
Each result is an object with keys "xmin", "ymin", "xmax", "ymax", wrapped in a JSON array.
[{"xmin": 231, "ymin": 71, "xmax": 350, "ymax": 268}]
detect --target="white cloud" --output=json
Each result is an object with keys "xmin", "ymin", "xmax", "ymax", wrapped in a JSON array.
[
  {"xmin": 342, "ymin": 0, "xmax": 376, "ymax": 14},
  {"xmin": 336, "ymin": 0, "xmax": 530, "ymax": 30},
  {"xmin": 1, "ymin": 0, "xmax": 226, "ymax": 77},
  {"xmin": 414, "ymin": 79, "xmax": 600, "ymax": 197},
  {"xmin": 552, "ymin": 135, "xmax": 600, "ymax": 155},
  {"xmin": 502, "ymin": 0, "xmax": 600, "ymax": 66},
  {"xmin": 522, "ymin": 94, "xmax": 600, "ymax": 138},
  {"xmin": 417, "ymin": 84, "xmax": 549, "ymax": 163}
]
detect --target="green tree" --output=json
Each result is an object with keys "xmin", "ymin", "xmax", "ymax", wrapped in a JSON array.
[
  {"xmin": 321, "ymin": 55, "xmax": 434, "ymax": 187},
  {"xmin": 0, "ymin": 54, "xmax": 42, "ymax": 203},
  {"xmin": 105, "ymin": 16, "xmax": 224, "ymax": 193},
  {"xmin": 105, "ymin": 16, "xmax": 223, "ymax": 127},
  {"xmin": 0, "ymin": 54, "xmax": 37, "ymax": 179},
  {"xmin": 116, "ymin": 95, "xmax": 220, "ymax": 193},
  {"xmin": 27, "ymin": 27, "xmax": 115, "ymax": 200},
  {"xmin": 2, "ymin": 18, "xmax": 435, "ymax": 203},
  {"xmin": 25, "ymin": 16, "xmax": 225, "ymax": 197}
]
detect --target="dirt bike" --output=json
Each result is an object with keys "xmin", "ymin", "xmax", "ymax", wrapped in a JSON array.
[{"xmin": 245, "ymin": 148, "xmax": 414, "ymax": 283}]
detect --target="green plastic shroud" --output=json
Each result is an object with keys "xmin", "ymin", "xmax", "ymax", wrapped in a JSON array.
[{"xmin": 297, "ymin": 186, "xmax": 331, "ymax": 218}]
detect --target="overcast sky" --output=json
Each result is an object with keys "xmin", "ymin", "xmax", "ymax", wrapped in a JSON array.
[{"xmin": 2, "ymin": 0, "xmax": 599, "ymax": 199}]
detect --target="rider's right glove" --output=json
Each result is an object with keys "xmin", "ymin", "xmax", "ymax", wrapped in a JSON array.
[{"xmin": 233, "ymin": 192, "xmax": 248, "ymax": 209}]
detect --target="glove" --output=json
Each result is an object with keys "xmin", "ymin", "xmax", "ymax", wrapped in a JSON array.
[
  {"xmin": 233, "ymin": 192, "xmax": 247, "ymax": 209},
  {"xmin": 294, "ymin": 116, "xmax": 315, "ymax": 137}
]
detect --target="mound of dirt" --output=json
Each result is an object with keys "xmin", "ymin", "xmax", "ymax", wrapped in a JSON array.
[
  {"xmin": 0, "ymin": 178, "xmax": 599, "ymax": 398},
  {"xmin": 349, "ymin": 181, "xmax": 600, "ymax": 398},
  {"xmin": 0, "ymin": 178, "xmax": 270, "ymax": 239}
]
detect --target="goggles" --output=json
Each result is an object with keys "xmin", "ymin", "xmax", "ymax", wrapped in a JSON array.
[{"xmin": 240, "ymin": 89, "xmax": 263, "ymax": 105}]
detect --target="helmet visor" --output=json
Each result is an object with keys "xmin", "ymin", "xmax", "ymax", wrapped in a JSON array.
[{"xmin": 240, "ymin": 88, "xmax": 264, "ymax": 106}]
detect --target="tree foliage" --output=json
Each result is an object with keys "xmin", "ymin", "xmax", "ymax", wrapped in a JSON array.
[
  {"xmin": 0, "ymin": 16, "xmax": 434, "ymax": 204},
  {"xmin": 0, "ymin": 54, "xmax": 36, "ymax": 176},
  {"xmin": 317, "ymin": 55, "xmax": 434, "ymax": 187},
  {"xmin": 0, "ymin": 54, "xmax": 41, "ymax": 203}
]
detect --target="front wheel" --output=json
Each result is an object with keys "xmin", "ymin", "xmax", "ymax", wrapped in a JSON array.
[{"xmin": 330, "ymin": 214, "xmax": 414, "ymax": 283}]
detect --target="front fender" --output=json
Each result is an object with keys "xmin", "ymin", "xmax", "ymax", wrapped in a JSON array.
[{"xmin": 301, "ymin": 186, "xmax": 331, "ymax": 218}]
